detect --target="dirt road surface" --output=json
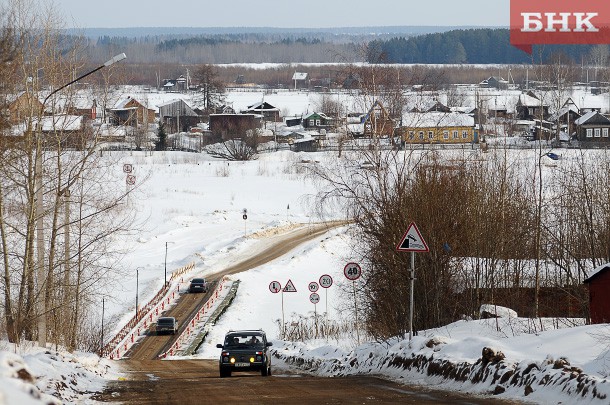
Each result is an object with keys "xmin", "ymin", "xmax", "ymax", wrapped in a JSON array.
[{"xmin": 97, "ymin": 221, "xmax": 520, "ymax": 404}]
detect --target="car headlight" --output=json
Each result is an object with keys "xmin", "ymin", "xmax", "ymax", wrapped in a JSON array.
[
  {"xmin": 250, "ymin": 357, "xmax": 255, "ymax": 363},
  {"xmin": 256, "ymin": 355, "xmax": 262, "ymax": 361},
  {"xmin": 223, "ymin": 356, "xmax": 229, "ymax": 362},
  {"xmin": 230, "ymin": 357, "xmax": 236, "ymax": 364}
]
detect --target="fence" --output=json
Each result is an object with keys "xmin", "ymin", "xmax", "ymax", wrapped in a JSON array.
[{"xmin": 100, "ymin": 262, "xmax": 195, "ymax": 359}]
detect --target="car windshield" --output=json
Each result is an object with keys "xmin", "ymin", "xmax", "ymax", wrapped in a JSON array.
[
  {"xmin": 158, "ymin": 318, "xmax": 174, "ymax": 325},
  {"xmin": 224, "ymin": 334, "xmax": 263, "ymax": 348},
  {"xmin": 191, "ymin": 278, "xmax": 205, "ymax": 284}
]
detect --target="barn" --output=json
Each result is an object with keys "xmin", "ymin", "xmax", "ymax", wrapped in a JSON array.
[{"xmin": 584, "ymin": 263, "xmax": 610, "ymax": 324}]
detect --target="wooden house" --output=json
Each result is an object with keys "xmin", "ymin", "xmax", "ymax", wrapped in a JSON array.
[
  {"xmin": 574, "ymin": 111, "xmax": 610, "ymax": 145},
  {"xmin": 245, "ymin": 101, "xmax": 281, "ymax": 122},
  {"xmin": 516, "ymin": 91, "xmax": 549, "ymax": 120},
  {"xmin": 158, "ymin": 99, "xmax": 200, "ymax": 133},
  {"xmin": 38, "ymin": 114, "xmax": 88, "ymax": 149},
  {"xmin": 396, "ymin": 112, "xmax": 476, "ymax": 145},
  {"xmin": 109, "ymin": 96, "xmax": 155, "ymax": 126},
  {"xmin": 209, "ymin": 113, "xmax": 261, "ymax": 140},
  {"xmin": 361, "ymin": 101, "xmax": 395, "ymax": 138},
  {"xmin": 302, "ymin": 112, "xmax": 333, "ymax": 130},
  {"xmin": 5, "ymin": 92, "xmax": 44, "ymax": 125},
  {"xmin": 292, "ymin": 72, "xmax": 308, "ymax": 89},
  {"xmin": 584, "ymin": 263, "xmax": 610, "ymax": 324}
]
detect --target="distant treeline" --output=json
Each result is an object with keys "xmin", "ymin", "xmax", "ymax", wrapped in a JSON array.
[
  {"xmin": 84, "ymin": 28, "xmax": 605, "ymax": 65},
  {"xmin": 366, "ymin": 28, "xmax": 602, "ymax": 64}
]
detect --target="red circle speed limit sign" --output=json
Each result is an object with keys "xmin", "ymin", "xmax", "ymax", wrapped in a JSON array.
[
  {"xmin": 308, "ymin": 281, "xmax": 319, "ymax": 292},
  {"xmin": 344, "ymin": 262, "xmax": 362, "ymax": 281},
  {"xmin": 269, "ymin": 281, "xmax": 281, "ymax": 293},
  {"xmin": 309, "ymin": 292, "xmax": 320, "ymax": 304},
  {"xmin": 319, "ymin": 274, "xmax": 333, "ymax": 288}
]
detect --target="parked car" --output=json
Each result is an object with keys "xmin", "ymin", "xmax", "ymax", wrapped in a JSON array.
[
  {"xmin": 546, "ymin": 152, "xmax": 560, "ymax": 160},
  {"xmin": 188, "ymin": 277, "xmax": 208, "ymax": 293},
  {"xmin": 216, "ymin": 330, "xmax": 272, "ymax": 377},
  {"xmin": 155, "ymin": 317, "xmax": 178, "ymax": 335}
]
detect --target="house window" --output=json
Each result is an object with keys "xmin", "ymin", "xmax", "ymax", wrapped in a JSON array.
[
  {"xmin": 595, "ymin": 128, "xmax": 601, "ymax": 138},
  {"xmin": 443, "ymin": 130, "xmax": 449, "ymax": 140},
  {"xmin": 587, "ymin": 128, "xmax": 593, "ymax": 138},
  {"xmin": 428, "ymin": 131, "xmax": 434, "ymax": 140},
  {"xmin": 462, "ymin": 130, "xmax": 468, "ymax": 139},
  {"xmin": 453, "ymin": 130, "xmax": 459, "ymax": 139},
  {"xmin": 309, "ymin": 119, "xmax": 315, "ymax": 126},
  {"xmin": 419, "ymin": 131, "xmax": 424, "ymax": 140},
  {"xmin": 316, "ymin": 119, "xmax": 321, "ymax": 126},
  {"xmin": 604, "ymin": 128, "xmax": 609, "ymax": 138},
  {"xmin": 408, "ymin": 131, "xmax": 415, "ymax": 140}
]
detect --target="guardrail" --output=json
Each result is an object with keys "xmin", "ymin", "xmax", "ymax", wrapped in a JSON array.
[
  {"xmin": 180, "ymin": 280, "xmax": 241, "ymax": 356},
  {"xmin": 157, "ymin": 277, "xmax": 236, "ymax": 358},
  {"xmin": 100, "ymin": 262, "xmax": 195, "ymax": 359}
]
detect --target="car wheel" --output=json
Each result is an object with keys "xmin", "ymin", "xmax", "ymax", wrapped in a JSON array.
[{"xmin": 261, "ymin": 364, "xmax": 270, "ymax": 376}]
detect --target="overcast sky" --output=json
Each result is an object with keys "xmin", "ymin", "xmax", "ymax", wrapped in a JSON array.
[{"xmin": 47, "ymin": 0, "xmax": 509, "ymax": 28}]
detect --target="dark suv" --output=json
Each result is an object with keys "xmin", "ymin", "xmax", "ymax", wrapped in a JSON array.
[
  {"xmin": 216, "ymin": 330, "xmax": 272, "ymax": 377},
  {"xmin": 188, "ymin": 278, "xmax": 208, "ymax": 293}
]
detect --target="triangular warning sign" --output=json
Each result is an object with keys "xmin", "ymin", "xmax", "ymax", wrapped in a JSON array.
[
  {"xmin": 396, "ymin": 222, "xmax": 429, "ymax": 252},
  {"xmin": 283, "ymin": 279, "xmax": 297, "ymax": 292}
]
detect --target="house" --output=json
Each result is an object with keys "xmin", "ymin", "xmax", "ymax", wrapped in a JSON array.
[
  {"xmin": 360, "ymin": 101, "xmax": 396, "ymax": 138},
  {"xmin": 244, "ymin": 101, "xmax": 281, "ymax": 122},
  {"xmin": 4, "ymin": 92, "xmax": 44, "ymax": 125},
  {"xmin": 410, "ymin": 100, "xmax": 451, "ymax": 113},
  {"xmin": 302, "ymin": 112, "xmax": 333, "ymax": 130},
  {"xmin": 37, "ymin": 114, "xmax": 87, "ymax": 149},
  {"xmin": 479, "ymin": 76, "xmax": 508, "ymax": 90},
  {"xmin": 516, "ymin": 91, "xmax": 549, "ymax": 120},
  {"xmin": 292, "ymin": 72, "xmax": 308, "ymax": 89},
  {"xmin": 584, "ymin": 263, "xmax": 610, "ymax": 324},
  {"xmin": 208, "ymin": 113, "xmax": 261, "ymax": 140},
  {"xmin": 548, "ymin": 98, "xmax": 581, "ymax": 137},
  {"xmin": 158, "ymin": 99, "xmax": 200, "ymax": 134},
  {"xmin": 109, "ymin": 96, "xmax": 155, "ymax": 126},
  {"xmin": 574, "ymin": 111, "xmax": 610, "ymax": 144},
  {"xmin": 395, "ymin": 112, "xmax": 476, "ymax": 145}
]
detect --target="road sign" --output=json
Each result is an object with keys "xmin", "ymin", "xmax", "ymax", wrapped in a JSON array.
[
  {"xmin": 319, "ymin": 274, "xmax": 333, "ymax": 288},
  {"xmin": 243, "ymin": 214, "xmax": 248, "ymax": 220},
  {"xmin": 309, "ymin": 292, "xmax": 320, "ymax": 304},
  {"xmin": 396, "ymin": 222, "xmax": 429, "ymax": 252},
  {"xmin": 308, "ymin": 281, "xmax": 319, "ymax": 292},
  {"xmin": 269, "ymin": 281, "xmax": 281, "ymax": 293},
  {"xmin": 283, "ymin": 279, "xmax": 297, "ymax": 292},
  {"xmin": 344, "ymin": 262, "xmax": 362, "ymax": 281},
  {"xmin": 126, "ymin": 175, "xmax": 136, "ymax": 185},
  {"xmin": 123, "ymin": 164, "xmax": 132, "ymax": 173}
]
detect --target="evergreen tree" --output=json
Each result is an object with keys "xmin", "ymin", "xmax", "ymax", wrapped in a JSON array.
[{"xmin": 155, "ymin": 122, "xmax": 167, "ymax": 151}]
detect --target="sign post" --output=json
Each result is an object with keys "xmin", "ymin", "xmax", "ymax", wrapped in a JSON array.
[
  {"xmin": 344, "ymin": 262, "xmax": 362, "ymax": 345},
  {"xmin": 396, "ymin": 222, "xmax": 429, "ymax": 341},
  {"xmin": 319, "ymin": 274, "xmax": 333, "ymax": 340},
  {"xmin": 269, "ymin": 280, "xmax": 283, "ymax": 336},
  {"xmin": 242, "ymin": 209, "xmax": 248, "ymax": 237},
  {"xmin": 281, "ymin": 279, "xmax": 297, "ymax": 339},
  {"xmin": 309, "ymin": 292, "xmax": 320, "ymax": 338}
]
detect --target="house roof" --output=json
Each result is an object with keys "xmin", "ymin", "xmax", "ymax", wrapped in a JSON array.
[
  {"xmin": 246, "ymin": 101, "xmax": 279, "ymax": 112},
  {"xmin": 574, "ymin": 111, "xmax": 610, "ymax": 125},
  {"xmin": 518, "ymin": 91, "xmax": 546, "ymax": 107},
  {"xmin": 35, "ymin": 114, "xmax": 83, "ymax": 132},
  {"xmin": 400, "ymin": 112, "xmax": 475, "ymax": 128},
  {"xmin": 303, "ymin": 112, "xmax": 330, "ymax": 120},
  {"xmin": 292, "ymin": 72, "xmax": 308, "ymax": 81},
  {"xmin": 584, "ymin": 263, "xmax": 610, "ymax": 283}
]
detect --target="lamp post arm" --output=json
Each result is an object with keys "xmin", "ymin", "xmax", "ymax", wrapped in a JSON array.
[{"xmin": 42, "ymin": 53, "xmax": 127, "ymax": 107}]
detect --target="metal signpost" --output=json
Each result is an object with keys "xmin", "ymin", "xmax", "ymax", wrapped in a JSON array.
[
  {"xmin": 242, "ymin": 209, "xmax": 248, "ymax": 237},
  {"xmin": 269, "ymin": 280, "xmax": 283, "ymax": 336},
  {"xmin": 396, "ymin": 222, "xmax": 429, "ymax": 341},
  {"xmin": 344, "ymin": 262, "xmax": 362, "ymax": 345},
  {"xmin": 310, "ymin": 292, "xmax": 321, "ymax": 338}
]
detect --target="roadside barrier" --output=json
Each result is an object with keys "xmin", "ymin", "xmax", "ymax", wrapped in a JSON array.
[
  {"xmin": 101, "ymin": 262, "xmax": 195, "ymax": 359},
  {"xmin": 157, "ymin": 276, "xmax": 231, "ymax": 359}
]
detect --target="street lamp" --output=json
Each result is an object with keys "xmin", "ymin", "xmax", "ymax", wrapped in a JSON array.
[
  {"xmin": 34, "ymin": 53, "xmax": 127, "ymax": 348},
  {"xmin": 164, "ymin": 242, "xmax": 175, "ymax": 288},
  {"xmin": 135, "ymin": 267, "xmax": 142, "ymax": 319}
]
